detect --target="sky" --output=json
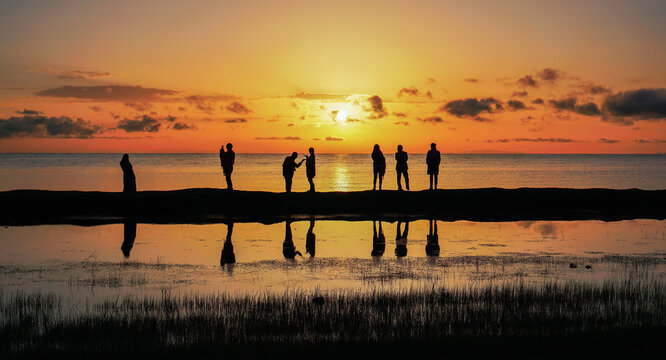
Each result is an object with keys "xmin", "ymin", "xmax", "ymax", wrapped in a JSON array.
[{"xmin": 1, "ymin": 0, "xmax": 665, "ymax": 153}]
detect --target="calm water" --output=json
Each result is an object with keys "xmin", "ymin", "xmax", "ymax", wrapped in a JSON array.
[{"xmin": 0, "ymin": 153, "xmax": 664, "ymax": 191}]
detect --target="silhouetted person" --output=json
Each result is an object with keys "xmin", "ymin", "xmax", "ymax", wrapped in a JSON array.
[
  {"xmin": 221, "ymin": 143, "xmax": 235, "ymax": 190},
  {"xmin": 371, "ymin": 144, "xmax": 386, "ymax": 190},
  {"xmin": 121, "ymin": 220, "xmax": 137, "ymax": 258},
  {"xmin": 221, "ymin": 222, "xmax": 236, "ymax": 265},
  {"xmin": 426, "ymin": 219, "xmax": 440, "ymax": 256},
  {"xmin": 395, "ymin": 221, "xmax": 409, "ymax": 257},
  {"xmin": 395, "ymin": 145, "xmax": 409, "ymax": 191},
  {"xmin": 120, "ymin": 154, "xmax": 136, "ymax": 192},
  {"xmin": 371, "ymin": 220, "xmax": 385, "ymax": 257},
  {"xmin": 426, "ymin": 143, "xmax": 441, "ymax": 190},
  {"xmin": 283, "ymin": 220, "xmax": 302, "ymax": 259},
  {"xmin": 305, "ymin": 220, "xmax": 316, "ymax": 257},
  {"xmin": 305, "ymin": 147, "xmax": 316, "ymax": 192},
  {"xmin": 282, "ymin": 152, "xmax": 305, "ymax": 193}
]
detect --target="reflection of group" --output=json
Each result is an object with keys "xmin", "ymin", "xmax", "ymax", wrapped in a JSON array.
[
  {"xmin": 118, "ymin": 142, "xmax": 443, "ymax": 193},
  {"xmin": 121, "ymin": 219, "xmax": 441, "ymax": 262}
]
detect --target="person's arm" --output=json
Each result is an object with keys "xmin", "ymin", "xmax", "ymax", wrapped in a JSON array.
[{"xmin": 295, "ymin": 159, "xmax": 304, "ymax": 168}]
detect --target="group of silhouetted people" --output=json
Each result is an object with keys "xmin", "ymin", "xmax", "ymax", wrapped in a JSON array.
[{"xmin": 118, "ymin": 142, "xmax": 442, "ymax": 193}]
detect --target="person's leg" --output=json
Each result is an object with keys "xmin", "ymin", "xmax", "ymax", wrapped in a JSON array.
[
  {"xmin": 373, "ymin": 170, "xmax": 377, "ymax": 190},
  {"xmin": 285, "ymin": 176, "xmax": 292, "ymax": 193},
  {"xmin": 429, "ymin": 174, "xmax": 433, "ymax": 190},
  {"xmin": 379, "ymin": 171, "xmax": 384, "ymax": 190},
  {"xmin": 404, "ymin": 172, "xmax": 410, "ymax": 191},
  {"xmin": 226, "ymin": 173, "xmax": 233, "ymax": 190},
  {"xmin": 308, "ymin": 177, "xmax": 315, "ymax": 192},
  {"xmin": 434, "ymin": 174, "xmax": 438, "ymax": 189},
  {"xmin": 397, "ymin": 171, "xmax": 402, "ymax": 190}
]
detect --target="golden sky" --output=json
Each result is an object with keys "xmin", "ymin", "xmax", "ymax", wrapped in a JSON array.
[{"xmin": 1, "ymin": 0, "xmax": 665, "ymax": 153}]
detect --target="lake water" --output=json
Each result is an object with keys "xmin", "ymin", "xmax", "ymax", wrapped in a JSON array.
[{"xmin": 0, "ymin": 153, "xmax": 665, "ymax": 191}]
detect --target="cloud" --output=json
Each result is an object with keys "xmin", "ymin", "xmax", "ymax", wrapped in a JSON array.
[
  {"xmin": 225, "ymin": 102, "xmax": 252, "ymax": 114},
  {"xmin": 15, "ymin": 109, "xmax": 42, "ymax": 115},
  {"xmin": 224, "ymin": 118, "xmax": 248, "ymax": 123},
  {"xmin": 517, "ymin": 75, "xmax": 538, "ymax": 88},
  {"xmin": 124, "ymin": 102, "xmax": 153, "ymax": 111},
  {"xmin": 36, "ymin": 85, "xmax": 177, "ymax": 102},
  {"xmin": 473, "ymin": 116, "xmax": 492, "ymax": 122},
  {"xmin": 117, "ymin": 115, "xmax": 161, "ymax": 133},
  {"xmin": 598, "ymin": 138, "xmax": 620, "ymax": 144},
  {"xmin": 394, "ymin": 121, "xmax": 410, "ymax": 126},
  {"xmin": 0, "ymin": 114, "xmax": 102, "ymax": 138},
  {"xmin": 440, "ymin": 97, "xmax": 502, "ymax": 117},
  {"xmin": 633, "ymin": 139, "xmax": 666, "ymax": 144},
  {"xmin": 89, "ymin": 106, "xmax": 103, "ymax": 112},
  {"xmin": 464, "ymin": 78, "xmax": 479, "ymax": 83},
  {"xmin": 393, "ymin": 112, "xmax": 407, "ymax": 117},
  {"xmin": 171, "ymin": 122, "xmax": 195, "ymax": 130},
  {"xmin": 289, "ymin": 92, "xmax": 349, "ymax": 101},
  {"xmin": 417, "ymin": 116, "xmax": 445, "ymax": 124},
  {"xmin": 398, "ymin": 87, "xmax": 419, "ymax": 97},
  {"xmin": 532, "ymin": 98, "xmax": 544, "ymax": 104},
  {"xmin": 536, "ymin": 68, "xmax": 562, "ymax": 82},
  {"xmin": 186, "ymin": 94, "xmax": 238, "ymax": 114},
  {"xmin": 513, "ymin": 137, "xmax": 576, "ymax": 143},
  {"xmin": 325, "ymin": 136, "xmax": 344, "ymax": 141},
  {"xmin": 512, "ymin": 91, "xmax": 528, "ymax": 97},
  {"xmin": 367, "ymin": 95, "xmax": 387, "ymax": 118},
  {"xmin": 507, "ymin": 100, "xmax": 527, "ymax": 110},
  {"xmin": 40, "ymin": 68, "xmax": 112, "ymax": 79},
  {"xmin": 255, "ymin": 136, "xmax": 301, "ymax": 141},
  {"xmin": 601, "ymin": 89, "xmax": 666, "ymax": 124},
  {"xmin": 549, "ymin": 98, "xmax": 601, "ymax": 116},
  {"xmin": 426, "ymin": 77, "xmax": 436, "ymax": 84}
]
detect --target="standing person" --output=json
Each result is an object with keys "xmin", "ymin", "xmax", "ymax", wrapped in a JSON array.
[
  {"xmin": 221, "ymin": 143, "xmax": 235, "ymax": 190},
  {"xmin": 395, "ymin": 221, "xmax": 409, "ymax": 257},
  {"xmin": 371, "ymin": 144, "xmax": 386, "ymax": 190},
  {"xmin": 283, "ymin": 220, "xmax": 302, "ymax": 259},
  {"xmin": 305, "ymin": 220, "xmax": 316, "ymax": 257},
  {"xmin": 119, "ymin": 154, "xmax": 136, "ymax": 193},
  {"xmin": 282, "ymin": 152, "xmax": 305, "ymax": 193},
  {"xmin": 426, "ymin": 219, "xmax": 440, "ymax": 256},
  {"xmin": 395, "ymin": 145, "xmax": 409, "ymax": 191},
  {"xmin": 426, "ymin": 143, "xmax": 441, "ymax": 190},
  {"xmin": 371, "ymin": 220, "xmax": 385, "ymax": 257},
  {"xmin": 305, "ymin": 147, "xmax": 316, "ymax": 192}
]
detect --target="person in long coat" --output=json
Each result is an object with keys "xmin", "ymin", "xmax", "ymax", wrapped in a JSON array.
[{"xmin": 120, "ymin": 154, "xmax": 136, "ymax": 193}]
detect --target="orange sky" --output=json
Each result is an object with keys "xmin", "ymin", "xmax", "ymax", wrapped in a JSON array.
[{"xmin": 1, "ymin": 0, "xmax": 665, "ymax": 153}]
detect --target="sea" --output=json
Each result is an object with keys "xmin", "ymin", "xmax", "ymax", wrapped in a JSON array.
[{"xmin": 0, "ymin": 153, "xmax": 665, "ymax": 191}]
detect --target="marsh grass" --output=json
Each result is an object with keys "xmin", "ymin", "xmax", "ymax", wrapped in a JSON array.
[{"xmin": 1, "ymin": 278, "xmax": 664, "ymax": 357}]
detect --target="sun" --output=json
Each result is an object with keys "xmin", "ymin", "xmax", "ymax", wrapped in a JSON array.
[{"xmin": 336, "ymin": 110, "xmax": 349, "ymax": 123}]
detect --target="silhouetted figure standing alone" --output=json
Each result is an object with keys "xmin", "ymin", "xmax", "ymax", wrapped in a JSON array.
[
  {"xmin": 120, "ymin": 154, "xmax": 136, "ymax": 192},
  {"xmin": 282, "ymin": 152, "xmax": 305, "ymax": 193},
  {"xmin": 371, "ymin": 220, "xmax": 386, "ymax": 257},
  {"xmin": 426, "ymin": 143, "xmax": 441, "ymax": 190},
  {"xmin": 283, "ymin": 220, "xmax": 303, "ymax": 259},
  {"xmin": 426, "ymin": 219, "xmax": 440, "ymax": 256},
  {"xmin": 121, "ymin": 220, "xmax": 137, "ymax": 258},
  {"xmin": 305, "ymin": 147, "xmax": 316, "ymax": 192},
  {"xmin": 395, "ymin": 221, "xmax": 409, "ymax": 257},
  {"xmin": 221, "ymin": 143, "xmax": 235, "ymax": 190},
  {"xmin": 371, "ymin": 144, "xmax": 386, "ymax": 190},
  {"xmin": 306, "ymin": 220, "xmax": 316, "ymax": 257},
  {"xmin": 395, "ymin": 145, "xmax": 409, "ymax": 191},
  {"xmin": 221, "ymin": 222, "xmax": 236, "ymax": 265}
]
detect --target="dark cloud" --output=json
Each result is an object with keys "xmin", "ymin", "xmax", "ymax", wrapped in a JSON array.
[
  {"xmin": 537, "ymin": 68, "xmax": 562, "ymax": 82},
  {"xmin": 417, "ymin": 116, "xmax": 445, "ymax": 124},
  {"xmin": 124, "ymin": 102, "xmax": 153, "ymax": 111},
  {"xmin": 346, "ymin": 118, "xmax": 362, "ymax": 123},
  {"xmin": 287, "ymin": 123, "xmax": 294, "ymax": 127},
  {"xmin": 633, "ymin": 139, "xmax": 666, "ymax": 144},
  {"xmin": 255, "ymin": 136, "xmax": 301, "ymax": 141},
  {"xmin": 0, "ymin": 114, "xmax": 102, "ymax": 138},
  {"xmin": 89, "ymin": 106, "xmax": 103, "ymax": 112},
  {"xmin": 507, "ymin": 100, "xmax": 527, "ymax": 110},
  {"xmin": 224, "ymin": 118, "xmax": 248, "ymax": 123},
  {"xmin": 41, "ymin": 69, "xmax": 112, "ymax": 79},
  {"xmin": 597, "ymin": 138, "xmax": 620, "ymax": 144},
  {"xmin": 165, "ymin": 115, "xmax": 177, "ymax": 122},
  {"xmin": 225, "ymin": 102, "xmax": 252, "ymax": 114},
  {"xmin": 532, "ymin": 98, "xmax": 544, "ymax": 104},
  {"xmin": 549, "ymin": 98, "xmax": 601, "ymax": 116},
  {"xmin": 426, "ymin": 77, "xmax": 436, "ymax": 84},
  {"xmin": 601, "ymin": 89, "xmax": 666, "ymax": 122},
  {"xmin": 325, "ymin": 136, "xmax": 344, "ymax": 141},
  {"xmin": 36, "ymin": 85, "xmax": 177, "ymax": 102},
  {"xmin": 393, "ymin": 112, "xmax": 407, "ymax": 117},
  {"xmin": 440, "ymin": 97, "xmax": 502, "ymax": 117},
  {"xmin": 367, "ymin": 95, "xmax": 387, "ymax": 118},
  {"xmin": 186, "ymin": 95, "xmax": 236, "ymax": 114},
  {"xmin": 473, "ymin": 116, "xmax": 492, "ymax": 122},
  {"xmin": 397, "ymin": 87, "xmax": 419, "ymax": 97},
  {"xmin": 312, "ymin": 137, "xmax": 321, "ymax": 141},
  {"xmin": 289, "ymin": 92, "xmax": 348, "ymax": 101},
  {"xmin": 425, "ymin": 91, "xmax": 433, "ymax": 99},
  {"xmin": 394, "ymin": 121, "xmax": 410, "ymax": 126},
  {"xmin": 172, "ymin": 122, "xmax": 194, "ymax": 130},
  {"xmin": 514, "ymin": 138, "xmax": 576, "ymax": 143},
  {"xmin": 15, "ymin": 109, "xmax": 42, "ymax": 115},
  {"xmin": 517, "ymin": 75, "xmax": 538, "ymax": 88},
  {"xmin": 117, "ymin": 115, "xmax": 161, "ymax": 133},
  {"xmin": 464, "ymin": 78, "xmax": 479, "ymax": 83},
  {"xmin": 512, "ymin": 91, "xmax": 528, "ymax": 97}
]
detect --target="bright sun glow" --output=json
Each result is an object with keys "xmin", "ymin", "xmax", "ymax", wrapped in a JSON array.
[{"xmin": 336, "ymin": 110, "xmax": 349, "ymax": 123}]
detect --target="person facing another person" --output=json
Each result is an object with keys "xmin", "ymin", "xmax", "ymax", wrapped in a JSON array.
[
  {"xmin": 119, "ymin": 154, "xmax": 136, "ymax": 193},
  {"xmin": 305, "ymin": 147, "xmax": 316, "ymax": 192},
  {"xmin": 395, "ymin": 145, "xmax": 409, "ymax": 191},
  {"xmin": 426, "ymin": 143, "xmax": 441, "ymax": 190},
  {"xmin": 371, "ymin": 144, "xmax": 386, "ymax": 190},
  {"xmin": 282, "ymin": 152, "xmax": 305, "ymax": 193},
  {"xmin": 220, "ymin": 143, "xmax": 235, "ymax": 190}
]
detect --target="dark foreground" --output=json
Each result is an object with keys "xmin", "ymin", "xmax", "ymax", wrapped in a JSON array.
[
  {"xmin": 0, "ymin": 187, "xmax": 664, "ymax": 225},
  {"xmin": 1, "ymin": 281, "xmax": 664, "ymax": 359}
]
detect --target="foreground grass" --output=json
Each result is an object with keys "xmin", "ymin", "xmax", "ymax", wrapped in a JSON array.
[{"xmin": 1, "ymin": 279, "xmax": 665, "ymax": 358}]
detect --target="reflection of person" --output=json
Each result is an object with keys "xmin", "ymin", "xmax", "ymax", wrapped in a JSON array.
[
  {"xmin": 395, "ymin": 221, "xmax": 409, "ymax": 257},
  {"xmin": 306, "ymin": 220, "xmax": 316, "ymax": 257},
  {"xmin": 283, "ymin": 220, "xmax": 302, "ymax": 259},
  {"xmin": 120, "ymin": 154, "xmax": 136, "ymax": 192},
  {"xmin": 395, "ymin": 145, "xmax": 409, "ymax": 191},
  {"xmin": 305, "ymin": 148, "xmax": 316, "ymax": 193},
  {"xmin": 121, "ymin": 220, "xmax": 137, "ymax": 258},
  {"xmin": 426, "ymin": 143, "xmax": 441, "ymax": 190},
  {"xmin": 426, "ymin": 219, "xmax": 440, "ymax": 256},
  {"xmin": 221, "ymin": 143, "xmax": 235, "ymax": 190},
  {"xmin": 282, "ymin": 152, "xmax": 305, "ymax": 193},
  {"xmin": 371, "ymin": 220, "xmax": 385, "ymax": 257},
  {"xmin": 221, "ymin": 222, "xmax": 236, "ymax": 265},
  {"xmin": 371, "ymin": 144, "xmax": 386, "ymax": 191}
]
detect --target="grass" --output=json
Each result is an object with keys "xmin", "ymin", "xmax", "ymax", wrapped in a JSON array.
[{"xmin": 1, "ymin": 278, "xmax": 665, "ymax": 358}]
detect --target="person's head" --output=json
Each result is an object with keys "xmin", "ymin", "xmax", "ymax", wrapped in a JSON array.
[
  {"xmin": 226, "ymin": 143, "xmax": 233, "ymax": 150},
  {"xmin": 309, "ymin": 147, "xmax": 314, "ymax": 155},
  {"xmin": 291, "ymin": 152, "xmax": 298, "ymax": 158},
  {"xmin": 122, "ymin": 154, "xmax": 129, "ymax": 161},
  {"xmin": 397, "ymin": 145, "xmax": 403, "ymax": 152},
  {"xmin": 373, "ymin": 144, "xmax": 380, "ymax": 152},
  {"xmin": 431, "ymin": 143, "xmax": 436, "ymax": 150}
]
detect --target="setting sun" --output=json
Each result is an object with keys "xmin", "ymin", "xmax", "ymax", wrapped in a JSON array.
[{"xmin": 336, "ymin": 110, "xmax": 349, "ymax": 123}]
